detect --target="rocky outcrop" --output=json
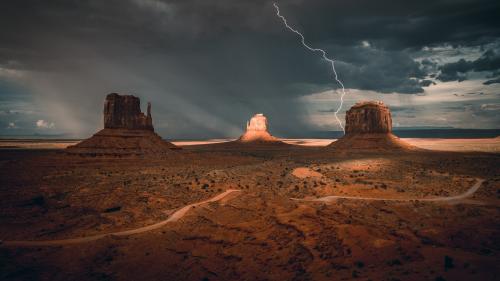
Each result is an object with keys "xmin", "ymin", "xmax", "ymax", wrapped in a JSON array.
[
  {"xmin": 329, "ymin": 101, "xmax": 415, "ymax": 151},
  {"xmin": 67, "ymin": 93, "xmax": 177, "ymax": 156},
  {"xmin": 237, "ymin": 113, "xmax": 281, "ymax": 143},
  {"xmin": 345, "ymin": 101, "xmax": 392, "ymax": 135},
  {"xmin": 104, "ymin": 93, "xmax": 153, "ymax": 131},
  {"xmin": 246, "ymin": 113, "xmax": 269, "ymax": 132}
]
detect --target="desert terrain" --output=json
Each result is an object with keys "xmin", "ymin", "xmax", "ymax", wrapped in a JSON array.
[
  {"xmin": 2, "ymin": 0, "xmax": 500, "ymax": 279},
  {"xmin": 2, "ymin": 137, "xmax": 499, "ymax": 152},
  {"xmin": 0, "ymin": 138, "xmax": 499, "ymax": 281},
  {"xmin": 1, "ymin": 96, "xmax": 499, "ymax": 281}
]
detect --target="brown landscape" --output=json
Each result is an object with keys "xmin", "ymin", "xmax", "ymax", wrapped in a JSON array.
[{"xmin": 1, "ymin": 96, "xmax": 499, "ymax": 281}]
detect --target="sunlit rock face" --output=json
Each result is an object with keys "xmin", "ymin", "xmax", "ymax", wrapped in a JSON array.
[
  {"xmin": 329, "ymin": 101, "xmax": 415, "ymax": 151},
  {"xmin": 238, "ymin": 113, "xmax": 280, "ymax": 143},
  {"xmin": 246, "ymin": 113, "xmax": 268, "ymax": 132},
  {"xmin": 67, "ymin": 93, "xmax": 177, "ymax": 155},
  {"xmin": 104, "ymin": 93, "xmax": 153, "ymax": 131},
  {"xmin": 345, "ymin": 101, "xmax": 392, "ymax": 135}
]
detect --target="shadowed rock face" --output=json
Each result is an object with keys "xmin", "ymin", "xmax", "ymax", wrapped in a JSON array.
[
  {"xmin": 345, "ymin": 101, "xmax": 392, "ymax": 135},
  {"xmin": 104, "ymin": 93, "xmax": 153, "ymax": 131}
]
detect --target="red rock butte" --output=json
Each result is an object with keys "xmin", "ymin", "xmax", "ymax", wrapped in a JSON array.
[
  {"xmin": 237, "ymin": 113, "xmax": 282, "ymax": 143},
  {"xmin": 329, "ymin": 101, "xmax": 415, "ymax": 151},
  {"xmin": 67, "ymin": 93, "xmax": 177, "ymax": 156},
  {"xmin": 104, "ymin": 93, "xmax": 153, "ymax": 131}
]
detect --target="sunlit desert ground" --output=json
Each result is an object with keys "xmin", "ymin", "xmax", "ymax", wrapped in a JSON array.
[
  {"xmin": 0, "ymin": 138, "xmax": 499, "ymax": 280},
  {"xmin": 1, "ymin": 137, "xmax": 499, "ymax": 152}
]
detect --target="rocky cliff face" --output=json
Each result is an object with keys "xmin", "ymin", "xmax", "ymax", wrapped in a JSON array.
[
  {"xmin": 345, "ymin": 101, "xmax": 392, "ymax": 135},
  {"xmin": 67, "ymin": 93, "xmax": 177, "ymax": 155},
  {"xmin": 246, "ymin": 114, "xmax": 269, "ymax": 132},
  {"xmin": 104, "ymin": 93, "xmax": 153, "ymax": 131},
  {"xmin": 329, "ymin": 101, "xmax": 415, "ymax": 151}
]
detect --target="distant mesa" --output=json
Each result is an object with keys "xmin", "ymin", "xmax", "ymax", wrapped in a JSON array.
[
  {"xmin": 67, "ymin": 93, "xmax": 178, "ymax": 155},
  {"xmin": 329, "ymin": 101, "xmax": 416, "ymax": 151},
  {"xmin": 237, "ymin": 113, "xmax": 282, "ymax": 143}
]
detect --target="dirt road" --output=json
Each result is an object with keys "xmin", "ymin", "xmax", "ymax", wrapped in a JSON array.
[
  {"xmin": 293, "ymin": 178, "xmax": 485, "ymax": 203},
  {"xmin": 1, "ymin": 189, "xmax": 241, "ymax": 247},
  {"xmin": 1, "ymin": 179, "xmax": 486, "ymax": 247}
]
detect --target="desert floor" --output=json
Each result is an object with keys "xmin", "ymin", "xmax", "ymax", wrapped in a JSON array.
[
  {"xmin": 1, "ymin": 137, "xmax": 499, "ymax": 152},
  {"xmin": 0, "ymin": 138, "xmax": 499, "ymax": 280}
]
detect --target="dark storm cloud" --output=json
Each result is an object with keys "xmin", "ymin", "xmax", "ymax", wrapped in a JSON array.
[
  {"xmin": 330, "ymin": 46, "xmax": 428, "ymax": 94},
  {"xmin": 420, "ymin": 80, "xmax": 435, "ymax": 87},
  {"xmin": 0, "ymin": 0, "xmax": 499, "ymax": 137},
  {"xmin": 272, "ymin": 0, "xmax": 500, "ymax": 49},
  {"xmin": 437, "ymin": 49, "xmax": 500, "ymax": 82},
  {"xmin": 484, "ymin": 77, "xmax": 500, "ymax": 85}
]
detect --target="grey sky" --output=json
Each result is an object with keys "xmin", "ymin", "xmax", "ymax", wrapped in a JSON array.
[{"xmin": 0, "ymin": 0, "xmax": 499, "ymax": 138}]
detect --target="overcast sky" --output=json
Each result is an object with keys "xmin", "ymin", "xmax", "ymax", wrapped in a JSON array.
[{"xmin": 0, "ymin": 0, "xmax": 499, "ymax": 138}]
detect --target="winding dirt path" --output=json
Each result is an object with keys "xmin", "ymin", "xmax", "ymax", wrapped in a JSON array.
[
  {"xmin": 1, "ymin": 179, "xmax": 486, "ymax": 247},
  {"xmin": 2, "ymin": 189, "xmax": 241, "ymax": 247},
  {"xmin": 293, "ymin": 178, "xmax": 485, "ymax": 203}
]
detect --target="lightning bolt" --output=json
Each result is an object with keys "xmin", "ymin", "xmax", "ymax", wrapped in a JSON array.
[{"xmin": 273, "ymin": 2, "xmax": 346, "ymax": 133}]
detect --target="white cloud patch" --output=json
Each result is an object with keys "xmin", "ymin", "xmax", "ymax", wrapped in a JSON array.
[
  {"xmin": 481, "ymin": 103, "xmax": 500, "ymax": 111},
  {"xmin": 36, "ymin": 119, "xmax": 55, "ymax": 129},
  {"xmin": 361, "ymin": 40, "xmax": 371, "ymax": 48},
  {"xmin": 7, "ymin": 122, "xmax": 17, "ymax": 129}
]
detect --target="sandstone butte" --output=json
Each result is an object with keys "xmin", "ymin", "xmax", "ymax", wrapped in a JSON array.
[
  {"xmin": 66, "ymin": 93, "xmax": 177, "ymax": 155},
  {"xmin": 329, "ymin": 101, "xmax": 416, "ymax": 151},
  {"xmin": 237, "ymin": 113, "xmax": 282, "ymax": 143}
]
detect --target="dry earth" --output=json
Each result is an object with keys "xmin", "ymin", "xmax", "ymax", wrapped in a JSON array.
[
  {"xmin": 0, "ymin": 139, "xmax": 499, "ymax": 281},
  {"xmin": 2, "ymin": 137, "xmax": 499, "ymax": 152}
]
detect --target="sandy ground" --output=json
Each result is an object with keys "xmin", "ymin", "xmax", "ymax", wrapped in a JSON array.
[
  {"xmin": 296, "ymin": 179, "xmax": 485, "ymax": 202},
  {"xmin": 0, "ymin": 142, "xmax": 499, "ymax": 280},
  {"xmin": 292, "ymin": 167, "xmax": 324, "ymax": 179},
  {"xmin": 3, "ymin": 189, "xmax": 241, "ymax": 246},
  {"xmin": 404, "ymin": 138, "xmax": 500, "ymax": 152},
  {"xmin": 2, "ymin": 177, "xmax": 485, "ymax": 247},
  {"xmin": 1, "ymin": 137, "xmax": 499, "ymax": 152},
  {"xmin": 0, "ymin": 139, "xmax": 80, "ymax": 149}
]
